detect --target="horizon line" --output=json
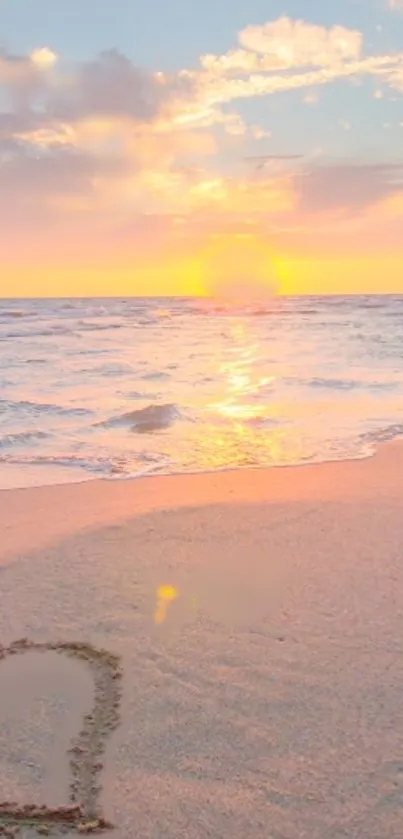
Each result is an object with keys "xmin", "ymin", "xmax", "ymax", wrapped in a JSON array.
[{"xmin": 1, "ymin": 292, "xmax": 403, "ymax": 301}]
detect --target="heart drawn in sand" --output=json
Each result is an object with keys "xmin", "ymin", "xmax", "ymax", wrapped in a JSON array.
[{"xmin": 0, "ymin": 639, "xmax": 123, "ymax": 836}]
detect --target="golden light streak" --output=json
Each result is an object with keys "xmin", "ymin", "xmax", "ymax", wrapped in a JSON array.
[{"xmin": 154, "ymin": 584, "xmax": 179, "ymax": 624}]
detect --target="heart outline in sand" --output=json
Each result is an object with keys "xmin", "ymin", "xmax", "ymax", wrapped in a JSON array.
[{"xmin": 0, "ymin": 638, "xmax": 122, "ymax": 836}]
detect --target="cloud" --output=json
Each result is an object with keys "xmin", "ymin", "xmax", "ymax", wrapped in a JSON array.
[
  {"xmin": 0, "ymin": 141, "xmax": 130, "ymax": 234},
  {"xmin": 200, "ymin": 17, "xmax": 363, "ymax": 79},
  {"xmin": 296, "ymin": 161, "xmax": 403, "ymax": 215},
  {"xmin": 30, "ymin": 47, "xmax": 58, "ymax": 69},
  {"xmin": 378, "ymin": 64, "xmax": 403, "ymax": 90},
  {"xmin": 238, "ymin": 17, "xmax": 362, "ymax": 68},
  {"xmin": 1, "ymin": 17, "xmax": 403, "ymax": 271},
  {"xmin": 47, "ymin": 50, "xmax": 194, "ymax": 122},
  {"xmin": 62, "ymin": 50, "xmax": 193, "ymax": 122},
  {"xmin": 0, "ymin": 47, "xmax": 194, "ymax": 130},
  {"xmin": 261, "ymin": 160, "xmax": 403, "ymax": 260},
  {"xmin": 194, "ymin": 16, "xmax": 403, "ymax": 112},
  {"xmin": 389, "ymin": 0, "xmax": 403, "ymax": 10},
  {"xmin": 200, "ymin": 17, "xmax": 363, "ymax": 76},
  {"xmin": 0, "ymin": 144, "xmax": 125, "ymax": 195},
  {"xmin": 0, "ymin": 47, "xmax": 57, "ymax": 88},
  {"xmin": 0, "ymin": 47, "xmax": 205, "ymax": 231},
  {"xmin": 1, "ymin": 19, "xmax": 402, "ymax": 151},
  {"xmin": 0, "ymin": 47, "xmax": 57, "ymax": 111},
  {"xmin": 191, "ymin": 56, "xmax": 403, "ymax": 120}
]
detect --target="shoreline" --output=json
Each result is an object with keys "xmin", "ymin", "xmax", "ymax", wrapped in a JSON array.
[
  {"xmin": 0, "ymin": 439, "xmax": 402, "ymax": 566},
  {"xmin": 0, "ymin": 433, "xmax": 391, "ymax": 495},
  {"xmin": 0, "ymin": 437, "xmax": 387, "ymax": 493}
]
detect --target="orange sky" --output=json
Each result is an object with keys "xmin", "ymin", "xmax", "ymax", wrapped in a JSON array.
[
  {"xmin": 3, "ymin": 220, "xmax": 403, "ymax": 296},
  {"xmin": 1, "ymin": 10, "xmax": 403, "ymax": 296},
  {"xmin": 4, "ymin": 254, "xmax": 403, "ymax": 297}
]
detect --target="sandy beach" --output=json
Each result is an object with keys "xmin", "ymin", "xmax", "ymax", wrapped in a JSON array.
[{"xmin": 2, "ymin": 442, "xmax": 403, "ymax": 838}]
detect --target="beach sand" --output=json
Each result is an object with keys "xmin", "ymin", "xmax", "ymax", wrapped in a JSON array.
[{"xmin": 1, "ymin": 443, "xmax": 403, "ymax": 837}]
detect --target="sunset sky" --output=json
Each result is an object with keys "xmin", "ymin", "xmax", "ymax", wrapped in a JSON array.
[{"xmin": 1, "ymin": 0, "xmax": 403, "ymax": 296}]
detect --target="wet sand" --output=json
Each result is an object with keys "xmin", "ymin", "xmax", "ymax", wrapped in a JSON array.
[{"xmin": 1, "ymin": 443, "xmax": 403, "ymax": 837}]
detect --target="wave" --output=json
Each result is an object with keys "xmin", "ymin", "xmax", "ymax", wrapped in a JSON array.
[
  {"xmin": 0, "ymin": 309, "xmax": 28, "ymax": 319},
  {"xmin": 0, "ymin": 430, "xmax": 50, "ymax": 448},
  {"xmin": 140, "ymin": 371, "xmax": 171, "ymax": 382},
  {"xmin": 360, "ymin": 424, "xmax": 403, "ymax": 446},
  {"xmin": 298, "ymin": 377, "xmax": 397, "ymax": 392},
  {"xmin": 100, "ymin": 403, "xmax": 179, "ymax": 433},
  {"xmin": 0, "ymin": 326, "xmax": 75, "ymax": 339},
  {"xmin": 0, "ymin": 452, "xmax": 110, "ymax": 474},
  {"xmin": 0, "ymin": 398, "xmax": 91, "ymax": 417},
  {"xmin": 91, "ymin": 362, "xmax": 135, "ymax": 377},
  {"xmin": 137, "ymin": 317, "xmax": 157, "ymax": 326},
  {"xmin": 308, "ymin": 377, "xmax": 368, "ymax": 391},
  {"xmin": 0, "ymin": 449, "xmax": 171, "ymax": 480},
  {"xmin": 108, "ymin": 451, "xmax": 172, "ymax": 479},
  {"xmin": 358, "ymin": 298, "xmax": 401, "ymax": 311},
  {"xmin": 192, "ymin": 299, "xmax": 326, "ymax": 317},
  {"xmin": 77, "ymin": 320, "xmax": 123, "ymax": 332},
  {"xmin": 116, "ymin": 390, "xmax": 159, "ymax": 401}
]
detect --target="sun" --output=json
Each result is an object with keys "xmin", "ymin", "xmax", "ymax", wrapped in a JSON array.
[{"xmin": 199, "ymin": 232, "xmax": 280, "ymax": 300}]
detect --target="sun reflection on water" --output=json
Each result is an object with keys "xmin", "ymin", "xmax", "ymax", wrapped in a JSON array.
[{"xmin": 202, "ymin": 319, "xmax": 302, "ymax": 469}]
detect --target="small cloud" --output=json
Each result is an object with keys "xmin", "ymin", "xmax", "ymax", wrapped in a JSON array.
[
  {"xmin": 339, "ymin": 119, "xmax": 351, "ymax": 130},
  {"xmin": 374, "ymin": 88, "xmax": 383, "ymax": 99},
  {"xmin": 251, "ymin": 125, "xmax": 272, "ymax": 139},
  {"xmin": 303, "ymin": 90, "xmax": 319, "ymax": 105},
  {"xmin": 30, "ymin": 47, "xmax": 58, "ymax": 69}
]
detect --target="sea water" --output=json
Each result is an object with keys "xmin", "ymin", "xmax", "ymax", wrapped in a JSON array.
[{"xmin": 1, "ymin": 295, "xmax": 403, "ymax": 488}]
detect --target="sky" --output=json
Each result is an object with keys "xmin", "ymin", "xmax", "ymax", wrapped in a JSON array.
[{"xmin": 1, "ymin": 0, "xmax": 403, "ymax": 296}]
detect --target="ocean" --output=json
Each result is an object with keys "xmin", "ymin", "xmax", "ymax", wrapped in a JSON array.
[{"xmin": 1, "ymin": 295, "xmax": 403, "ymax": 489}]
